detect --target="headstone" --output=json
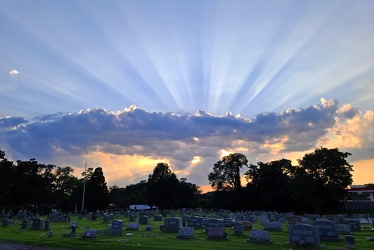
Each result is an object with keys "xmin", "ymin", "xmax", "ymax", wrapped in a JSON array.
[
  {"xmin": 44, "ymin": 220, "xmax": 51, "ymax": 231},
  {"xmin": 177, "ymin": 227, "xmax": 194, "ymax": 239},
  {"xmin": 207, "ymin": 227, "xmax": 227, "ymax": 240},
  {"xmin": 314, "ymin": 219, "xmax": 339, "ymax": 241},
  {"xmin": 21, "ymin": 220, "xmax": 31, "ymax": 229},
  {"xmin": 337, "ymin": 223, "xmax": 351, "ymax": 234},
  {"xmin": 204, "ymin": 219, "xmax": 224, "ymax": 234},
  {"xmin": 187, "ymin": 216, "xmax": 204, "ymax": 229},
  {"xmin": 247, "ymin": 230, "xmax": 271, "ymax": 243},
  {"xmin": 139, "ymin": 215, "xmax": 149, "ymax": 225},
  {"xmin": 145, "ymin": 225, "xmax": 153, "ymax": 231},
  {"xmin": 164, "ymin": 217, "xmax": 182, "ymax": 232},
  {"xmin": 2, "ymin": 218, "xmax": 10, "ymax": 227},
  {"xmin": 233, "ymin": 222, "xmax": 244, "ymax": 235},
  {"xmin": 129, "ymin": 213, "xmax": 136, "ymax": 222},
  {"xmin": 78, "ymin": 214, "xmax": 83, "ymax": 220},
  {"xmin": 288, "ymin": 215, "xmax": 302, "ymax": 225},
  {"xmin": 86, "ymin": 212, "xmax": 92, "ymax": 220},
  {"xmin": 224, "ymin": 218, "xmax": 235, "ymax": 227},
  {"xmin": 344, "ymin": 219, "xmax": 361, "ymax": 232},
  {"xmin": 288, "ymin": 223, "xmax": 320, "ymax": 247},
  {"xmin": 81, "ymin": 230, "xmax": 96, "ymax": 239},
  {"xmin": 111, "ymin": 220, "xmax": 123, "ymax": 236},
  {"xmin": 103, "ymin": 214, "xmax": 110, "ymax": 223},
  {"xmin": 127, "ymin": 222, "xmax": 139, "ymax": 230},
  {"xmin": 154, "ymin": 215, "xmax": 163, "ymax": 221},
  {"xmin": 243, "ymin": 221, "xmax": 253, "ymax": 231},
  {"xmin": 344, "ymin": 235, "xmax": 356, "ymax": 249},
  {"xmin": 32, "ymin": 218, "xmax": 44, "ymax": 230},
  {"xmin": 264, "ymin": 221, "xmax": 282, "ymax": 231}
]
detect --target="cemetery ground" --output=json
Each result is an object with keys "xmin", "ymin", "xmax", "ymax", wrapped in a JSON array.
[{"xmin": 1, "ymin": 214, "xmax": 374, "ymax": 250}]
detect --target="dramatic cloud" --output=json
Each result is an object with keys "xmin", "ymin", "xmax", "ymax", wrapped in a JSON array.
[
  {"xmin": 1, "ymin": 99, "xmax": 373, "ymax": 188},
  {"xmin": 9, "ymin": 69, "xmax": 19, "ymax": 76}
]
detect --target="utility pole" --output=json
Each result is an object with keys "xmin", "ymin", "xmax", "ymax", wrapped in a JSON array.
[{"xmin": 81, "ymin": 161, "xmax": 87, "ymax": 212}]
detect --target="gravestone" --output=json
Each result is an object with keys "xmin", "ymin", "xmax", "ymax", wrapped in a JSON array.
[
  {"xmin": 69, "ymin": 221, "xmax": 78, "ymax": 228},
  {"xmin": 2, "ymin": 218, "xmax": 10, "ymax": 227},
  {"xmin": 288, "ymin": 215, "xmax": 302, "ymax": 225},
  {"xmin": 288, "ymin": 223, "xmax": 320, "ymax": 247},
  {"xmin": 32, "ymin": 218, "xmax": 44, "ymax": 230},
  {"xmin": 233, "ymin": 222, "xmax": 244, "ymax": 235},
  {"xmin": 204, "ymin": 219, "xmax": 224, "ymax": 234},
  {"xmin": 111, "ymin": 220, "xmax": 123, "ymax": 236},
  {"xmin": 247, "ymin": 230, "xmax": 271, "ymax": 243},
  {"xmin": 21, "ymin": 220, "xmax": 31, "ymax": 229},
  {"xmin": 129, "ymin": 213, "xmax": 136, "ymax": 222},
  {"xmin": 127, "ymin": 222, "xmax": 139, "ymax": 230},
  {"xmin": 103, "ymin": 214, "xmax": 110, "ymax": 223},
  {"xmin": 207, "ymin": 227, "xmax": 227, "ymax": 240},
  {"xmin": 78, "ymin": 214, "xmax": 83, "ymax": 220},
  {"xmin": 315, "ymin": 219, "xmax": 340, "ymax": 241},
  {"xmin": 224, "ymin": 218, "xmax": 235, "ymax": 227},
  {"xmin": 145, "ymin": 225, "xmax": 153, "ymax": 231},
  {"xmin": 86, "ymin": 212, "xmax": 92, "ymax": 220},
  {"xmin": 154, "ymin": 215, "xmax": 163, "ymax": 221},
  {"xmin": 139, "ymin": 215, "xmax": 149, "ymax": 225},
  {"xmin": 187, "ymin": 216, "xmax": 204, "ymax": 229},
  {"xmin": 164, "ymin": 217, "xmax": 182, "ymax": 232},
  {"xmin": 81, "ymin": 230, "xmax": 96, "ymax": 239},
  {"xmin": 44, "ymin": 220, "xmax": 51, "ymax": 231},
  {"xmin": 243, "ymin": 221, "xmax": 253, "ymax": 230},
  {"xmin": 344, "ymin": 219, "xmax": 361, "ymax": 232},
  {"xmin": 344, "ymin": 235, "xmax": 355, "ymax": 249},
  {"xmin": 264, "ymin": 221, "xmax": 282, "ymax": 231},
  {"xmin": 177, "ymin": 227, "xmax": 195, "ymax": 239},
  {"xmin": 337, "ymin": 223, "xmax": 351, "ymax": 234}
]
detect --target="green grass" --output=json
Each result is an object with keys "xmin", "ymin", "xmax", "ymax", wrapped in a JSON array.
[{"xmin": 1, "ymin": 215, "xmax": 374, "ymax": 249}]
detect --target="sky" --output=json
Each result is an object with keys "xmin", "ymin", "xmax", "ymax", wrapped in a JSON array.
[{"xmin": 0, "ymin": 0, "xmax": 373, "ymax": 192}]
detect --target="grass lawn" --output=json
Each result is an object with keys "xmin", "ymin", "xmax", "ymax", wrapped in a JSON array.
[{"xmin": 1, "ymin": 214, "xmax": 374, "ymax": 249}]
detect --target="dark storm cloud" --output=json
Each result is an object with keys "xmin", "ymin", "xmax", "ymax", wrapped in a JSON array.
[
  {"xmin": 0, "ymin": 117, "xmax": 28, "ymax": 128},
  {"xmin": 0, "ymin": 100, "xmax": 350, "ymax": 162}
]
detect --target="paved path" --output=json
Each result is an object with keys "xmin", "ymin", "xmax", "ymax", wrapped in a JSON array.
[{"xmin": 0, "ymin": 242, "xmax": 67, "ymax": 250}]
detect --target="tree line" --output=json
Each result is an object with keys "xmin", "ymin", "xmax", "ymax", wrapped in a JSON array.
[
  {"xmin": 207, "ymin": 147, "xmax": 353, "ymax": 213},
  {"xmin": 0, "ymin": 147, "xmax": 353, "ymax": 214}
]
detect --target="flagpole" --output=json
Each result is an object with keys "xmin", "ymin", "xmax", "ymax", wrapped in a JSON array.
[{"xmin": 81, "ymin": 161, "xmax": 87, "ymax": 212}]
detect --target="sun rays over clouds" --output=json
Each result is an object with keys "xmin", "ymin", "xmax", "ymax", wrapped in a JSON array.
[{"xmin": 1, "ymin": 99, "xmax": 373, "ymax": 188}]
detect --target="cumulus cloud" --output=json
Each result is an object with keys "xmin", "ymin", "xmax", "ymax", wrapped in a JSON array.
[
  {"xmin": 1, "ymin": 99, "xmax": 372, "ymax": 187},
  {"xmin": 9, "ymin": 69, "xmax": 19, "ymax": 76}
]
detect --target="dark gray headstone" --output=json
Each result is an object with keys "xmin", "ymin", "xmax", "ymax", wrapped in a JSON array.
[
  {"xmin": 207, "ymin": 227, "xmax": 227, "ymax": 240},
  {"xmin": 337, "ymin": 223, "xmax": 351, "ymax": 234},
  {"xmin": 315, "ymin": 219, "xmax": 339, "ymax": 241},
  {"xmin": 344, "ymin": 235, "xmax": 355, "ymax": 249},
  {"xmin": 187, "ymin": 216, "xmax": 204, "ymax": 229},
  {"xmin": 32, "ymin": 218, "xmax": 44, "ymax": 230},
  {"xmin": 164, "ymin": 217, "xmax": 182, "ymax": 232},
  {"xmin": 177, "ymin": 227, "xmax": 194, "ymax": 239},
  {"xmin": 233, "ymin": 222, "xmax": 244, "ymax": 235},
  {"xmin": 224, "ymin": 218, "xmax": 235, "ymax": 227},
  {"xmin": 264, "ymin": 221, "xmax": 282, "ymax": 231},
  {"xmin": 44, "ymin": 220, "xmax": 51, "ymax": 231},
  {"xmin": 21, "ymin": 220, "xmax": 31, "ymax": 229},
  {"xmin": 344, "ymin": 219, "xmax": 361, "ymax": 232},
  {"xmin": 154, "ymin": 215, "xmax": 163, "ymax": 221},
  {"xmin": 288, "ymin": 223, "xmax": 320, "ymax": 247},
  {"xmin": 288, "ymin": 215, "xmax": 302, "ymax": 225},
  {"xmin": 139, "ymin": 215, "xmax": 149, "ymax": 225},
  {"xmin": 111, "ymin": 220, "xmax": 123, "ymax": 236},
  {"xmin": 127, "ymin": 222, "xmax": 139, "ymax": 230},
  {"xmin": 247, "ymin": 230, "xmax": 271, "ymax": 243}
]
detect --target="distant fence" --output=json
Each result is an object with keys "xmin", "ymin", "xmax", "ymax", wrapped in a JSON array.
[{"xmin": 339, "ymin": 200, "xmax": 374, "ymax": 211}]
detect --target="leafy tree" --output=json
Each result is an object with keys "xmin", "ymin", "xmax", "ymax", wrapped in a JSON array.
[
  {"xmin": 208, "ymin": 153, "xmax": 248, "ymax": 191},
  {"xmin": 244, "ymin": 159, "xmax": 293, "ymax": 210},
  {"xmin": 86, "ymin": 167, "xmax": 108, "ymax": 211},
  {"xmin": 0, "ymin": 150, "xmax": 14, "ymax": 207},
  {"xmin": 290, "ymin": 147, "xmax": 353, "ymax": 213},
  {"xmin": 147, "ymin": 163, "xmax": 179, "ymax": 210},
  {"xmin": 52, "ymin": 166, "xmax": 78, "ymax": 210},
  {"xmin": 177, "ymin": 178, "xmax": 201, "ymax": 208}
]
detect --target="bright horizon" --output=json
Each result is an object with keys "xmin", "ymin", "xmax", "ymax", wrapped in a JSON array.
[{"xmin": 0, "ymin": 0, "xmax": 373, "ymax": 192}]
